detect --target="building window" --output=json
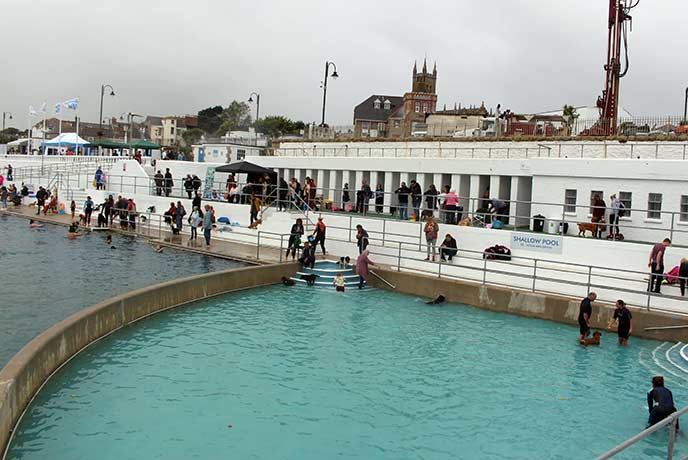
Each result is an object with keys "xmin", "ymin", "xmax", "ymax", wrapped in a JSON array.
[
  {"xmin": 647, "ymin": 193, "xmax": 663, "ymax": 220},
  {"xmin": 378, "ymin": 122, "xmax": 385, "ymax": 131},
  {"xmin": 373, "ymin": 99, "xmax": 381, "ymax": 110},
  {"xmin": 415, "ymin": 102, "xmax": 420, "ymax": 113},
  {"xmin": 423, "ymin": 104, "xmax": 428, "ymax": 113},
  {"xmin": 170, "ymin": 127, "xmax": 175, "ymax": 135},
  {"xmin": 564, "ymin": 189, "xmax": 577, "ymax": 213},
  {"xmin": 681, "ymin": 195, "xmax": 688, "ymax": 222},
  {"xmin": 589, "ymin": 191, "xmax": 603, "ymax": 214},
  {"xmin": 394, "ymin": 120, "xmax": 400, "ymax": 128},
  {"xmin": 237, "ymin": 149, "xmax": 246, "ymax": 160},
  {"xmin": 618, "ymin": 191, "xmax": 632, "ymax": 217},
  {"xmin": 384, "ymin": 99, "xmax": 391, "ymax": 110}
]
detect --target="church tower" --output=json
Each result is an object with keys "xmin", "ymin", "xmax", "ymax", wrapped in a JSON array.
[
  {"xmin": 412, "ymin": 58, "xmax": 437, "ymax": 94},
  {"xmin": 402, "ymin": 58, "xmax": 438, "ymax": 136}
]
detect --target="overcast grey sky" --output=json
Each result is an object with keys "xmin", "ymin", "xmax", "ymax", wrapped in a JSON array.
[{"xmin": 1, "ymin": 0, "xmax": 685, "ymax": 128}]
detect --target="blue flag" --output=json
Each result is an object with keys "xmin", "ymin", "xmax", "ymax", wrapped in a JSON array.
[{"xmin": 64, "ymin": 98, "xmax": 79, "ymax": 110}]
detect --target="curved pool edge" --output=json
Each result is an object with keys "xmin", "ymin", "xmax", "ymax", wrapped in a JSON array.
[
  {"xmin": 0, "ymin": 262, "xmax": 299, "ymax": 456},
  {"xmin": 369, "ymin": 267, "xmax": 688, "ymax": 342}
]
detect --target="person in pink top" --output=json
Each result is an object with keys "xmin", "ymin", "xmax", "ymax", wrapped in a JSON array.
[
  {"xmin": 356, "ymin": 249, "xmax": 376, "ymax": 289},
  {"xmin": 444, "ymin": 189, "xmax": 459, "ymax": 224}
]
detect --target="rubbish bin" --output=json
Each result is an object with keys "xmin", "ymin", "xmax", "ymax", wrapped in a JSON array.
[
  {"xmin": 533, "ymin": 214, "xmax": 545, "ymax": 233},
  {"xmin": 546, "ymin": 218, "xmax": 559, "ymax": 234},
  {"xmin": 558, "ymin": 222, "xmax": 569, "ymax": 235}
]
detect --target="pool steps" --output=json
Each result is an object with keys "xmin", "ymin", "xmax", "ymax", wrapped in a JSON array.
[{"xmin": 290, "ymin": 260, "xmax": 363, "ymax": 288}]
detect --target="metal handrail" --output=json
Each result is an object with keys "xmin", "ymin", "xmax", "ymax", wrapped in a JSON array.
[{"xmin": 595, "ymin": 405, "xmax": 688, "ymax": 459}]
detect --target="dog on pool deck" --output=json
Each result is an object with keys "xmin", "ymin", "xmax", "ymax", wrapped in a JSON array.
[
  {"xmin": 579, "ymin": 331, "xmax": 602, "ymax": 346},
  {"xmin": 299, "ymin": 274, "xmax": 318, "ymax": 286},
  {"xmin": 578, "ymin": 222, "xmax": 600, "ymax": 237},
  {"xmin": 281, "ymin": 276, "xmax": 295, "ymax": 286},
  {"xmin": 248, "ymin": 218, "xmax": 263, "ymax": 229}
]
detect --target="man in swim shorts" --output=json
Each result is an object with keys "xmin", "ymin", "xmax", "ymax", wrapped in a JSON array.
[{"xmin": 578, "ymin": 292, "xmax": 596, "ymax": 341}]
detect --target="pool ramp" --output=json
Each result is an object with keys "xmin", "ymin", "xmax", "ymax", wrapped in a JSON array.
[{"xmin": 640, "ymin": 342, "xmax": 688, "ymax": 384}]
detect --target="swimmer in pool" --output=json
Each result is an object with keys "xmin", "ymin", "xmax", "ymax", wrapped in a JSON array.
[
  {"xmin": 106, "ymin": 234, "xmax": 116, "ymax": 249},
  {"xmin": 29, "ymin": 219, "xmax": 43, "ymax": 228},
  {"xmin": 153, "ymin": 244, "xmax": 164, "ymax": 253},
  {"xmin": 333, "ymin": 273, "xmax": 346, "ymax": 292},
  {"xmin": 67, "ymin": 222, "xmax": 84, "ymax": 239}
]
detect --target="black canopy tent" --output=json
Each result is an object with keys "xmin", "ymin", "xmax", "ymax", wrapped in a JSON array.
[{"xmin": 214, "ymin": 160, "xmax": 277, "ymax": 179}]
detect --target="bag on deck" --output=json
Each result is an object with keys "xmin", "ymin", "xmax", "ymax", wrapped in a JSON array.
[{"xmin": 483, "ymin": 245, "xmax": 512, "ymax": 261}]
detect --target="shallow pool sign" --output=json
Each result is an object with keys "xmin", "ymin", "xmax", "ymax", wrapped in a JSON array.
[{"xmin": 511, "ymin": 232, "xmax": 563, "ymax": 254}]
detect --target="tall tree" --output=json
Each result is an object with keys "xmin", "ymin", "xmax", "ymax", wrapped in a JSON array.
[
  {"xmin": 197, "ymin": 106, "xmax": 224, "ymax": 134},
  {"xmin": 254, "ymin": 116, "xmax": 304, "ymax": 138},
  {"xmin": 562, "ymin": 105, "xmax": 578, "ymax": 135},
  {"xmin": 216, "ymin": 101, "xmax": 252, "ymax": 135},
  {"xmin": 181, "ymin": 128, "xmax": 204, "ymax": 146}
]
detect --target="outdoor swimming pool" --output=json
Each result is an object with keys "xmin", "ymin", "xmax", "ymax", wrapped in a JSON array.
[
  {"xmin": 0, "ymin": 214, "xmax": 245, "ymax": 365},
  {"xmin": 6, "ymin": 284, "xmax": 688, "ymax": 459}
]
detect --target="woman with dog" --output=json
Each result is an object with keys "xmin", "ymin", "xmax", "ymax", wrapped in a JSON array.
[
  {"xmin": 249, "ymin": 194, "xmax": 261, "ymax": 227},
  {"xmin": 607, "ymin": 299, "xmax": 633, "ymax": 346},
  {"xmin": 286, "ymin": 218, "xmax": 304, "ymax": 259},
  {"xmin": 591, "ymin": 194, "xmax": 606, "ymax": 239},
  {"xmin": 83, "ymin": 196, "xmax": 94, "ymax": 227}
]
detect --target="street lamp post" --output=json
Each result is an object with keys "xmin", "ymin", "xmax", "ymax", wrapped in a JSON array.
[
  {"xmin": 683, "ymin": 86, "xmax": 688, "ymax": 124},
  {"xmin": 99, "ymin": 84, "xmax": 116, "ymax": 132},
  {"xmin": 320, "ymin": 61, "xmax": 339, "ymax": 127},
  {"xmin": 1, "ymin": 111, "xmax": 12, "ymax": 131},
  {"xmin": 248, "ymin": 92, "xmax": 260, "ymax": 121}
]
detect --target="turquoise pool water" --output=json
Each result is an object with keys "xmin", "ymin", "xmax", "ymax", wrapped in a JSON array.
[
  {"xmin": 7, "ymin": 285, "xmax": 688, "ymax": 460},
  {"xmin": 0, "ymin": 214, "xmax": 244, "ymax": 365}
]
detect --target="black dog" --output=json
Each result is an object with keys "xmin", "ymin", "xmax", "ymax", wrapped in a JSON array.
[
  {"xmin": 426, "ymin": 295, "xmax": 446, "ymax": 305},
  {"xmin": 281, "ymin": 276, "xmax": 295, "ymax": 286},
  {"xmin": 300, "ymin": 274, "xmax": 318, "ymax": 286}
]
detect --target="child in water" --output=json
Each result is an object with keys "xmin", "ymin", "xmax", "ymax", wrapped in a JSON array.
[
  {"xmin": 29, "ymin": 219, "xmax": 43, "ymax": 228},
  {"xmin": 333, "ymin": 273, "xmax": 346, "ymax": 292}
]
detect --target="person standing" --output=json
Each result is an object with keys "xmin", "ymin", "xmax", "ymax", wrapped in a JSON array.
[
  {"xmin": 35, "ymin": 186, "xmax": 47, "ymax": 215},
  {"xmin": 607, "ymin": 299, "xmax": 633, "ymax": 346},
  {"xmin": 444, "ymin": 188, "xmax": 459, "ymax": 224},
  {"xmin": 395, "ymin": 182, "xmax": 410, "ymax": 220},
  {"xmin": 648, "ymin": 238, "xmax": 671, "ymax": 293},
  {"xmin": 591, "ymin": 194, "xmax": 606, "ymax": 239},
  {"xmin": 647, "ymin": 376, "xmax": 679, "ymax": 429},
  {"xmin": 424, "ymin": 216, "xmax": 439, "ymax": 261},
  {"xmin": 189, "ymin": 206, "xmax": 200, "ymax": 242},
  {"xmin": 578, "ymin": 292, "xmax": 597, "ymax": 341},
  {"xmin": 375, "ymin": 183, "xmax": 384, "ymax": 213},
  {"xmin": 286, "ymin": 218, "xmax": 304, "ymax": 260},
  {"xmin": 410, "ymin": 180, "xmax": 422, "ymax": 221},
  {"xmin": 84, "ymin": 196, "xmax": 94, "ymax": 226},
  {"xmin": 355, "ymin": 224, "xmax": 369, "ymax": 254},
  {"xmin": 0, "ymin": 186, "xmax": 7, "ymax": 210},
  {"xmin": 342, "ymin": 183, "xmax": 350, "ymax": 211},
  {"xmin": 94, "ymin": 166, "xmax": 104, "ymax": 190},
  {"xmin": 153, "ymin": 170, "xmax": 164, "ymax": 196},
  {"xmin": 608, "ymin": 194, "xmax": 621, "ymax": 238},
  {"xmin": 184, "ymin": 175, "xmax": 194, "ymax": 199},
  {"xmin": 127, "ymin": 198, "xmax": 137, "ymax": 231},
  {"xmin": 6, "ymin": 164, "xmax": 12, "ymax": 182},
  {"xmin": 192, "ymin": 191, "xmax": 202, "ymax": 213},
  {"xmin": 164, "ymin": 168, "xmax": 174, "ymax": 197},
  {"xmin": 679, "ymin": 258, "xmax": 688, "ymax": 296},
  {"xmin": 175, "ymin": 201, "xmax": 186, "ymax": 234},
  {"xmin": 202, "ymin": 204, "xmax": 213, "ymax": 247},
  {"xmin": 424, "ymin": 184, "xmax": 439, "ymax": 217},
  {"xmin": 360, "ymin": 180, "xmax": 371, "ymax": 215},
  {"xmin": 312, "ymin": 216, "xmax": 327, "ymax": 255},
  {"xmin": 278, "ymin": 178, "xmax": 289, "ymax": 211},
  {"xmin": 249, "ymin": 194, "xmax": 260, "ymax": 227},
  {"xmin": 356, "ymin": 249, "xmax": 377, "ymax": 289}
]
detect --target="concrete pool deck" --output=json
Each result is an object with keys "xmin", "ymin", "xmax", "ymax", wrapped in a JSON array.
[{"xmin": 6, "ymin": 206, "xmax": 288, "ymax": 265}]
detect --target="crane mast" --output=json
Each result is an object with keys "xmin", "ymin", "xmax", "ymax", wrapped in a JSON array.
[{"xmin": 594, "ymin": 0, "xmax": 638, "ymax": 136}]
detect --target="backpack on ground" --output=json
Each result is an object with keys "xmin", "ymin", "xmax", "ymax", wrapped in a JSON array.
[{"xmin": 483, "ymin": 245, "xmax": 512, "ymax": 261}]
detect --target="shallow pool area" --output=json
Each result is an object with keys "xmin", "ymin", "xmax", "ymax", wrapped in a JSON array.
[
  {"xmin": 0, "ymin": 213, "xmax": 245, "ymax": 365},
  {"xmin": 6, "ymin": 284, "xmax": 688, "ymax": 460}
]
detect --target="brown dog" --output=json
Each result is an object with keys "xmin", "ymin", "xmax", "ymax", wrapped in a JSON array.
[
  {"xmin": 248, "ymin": 218, "xmax": 262, "ymax": 229},
  {"xmin": 580, "ymin": 331, "xmax": 602, "ymax": 346},
  {"xmin": 577, "ymin": 222, "xmax": 598, "ymax": 237}
]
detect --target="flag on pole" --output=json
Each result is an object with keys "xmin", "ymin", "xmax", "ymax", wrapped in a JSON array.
[
  {"xmin": 63, "ymin": 98, "xmax": 79, "ymax": 110},
  {"xmin": 29, "ymin": 105, "xmax": 37, "ymax": 117},
  {"xmin": 39, "ymin": 101, "xmax": 47, "ymax": 113},
  {"xmin": 54, "ymin": 103, "xmax": 62, "ymax": 115}
]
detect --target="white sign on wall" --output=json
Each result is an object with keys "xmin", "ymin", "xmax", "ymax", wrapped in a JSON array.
[{"xmin": 511, "ymin": 232, "xmax": 563, "ymax": 254}]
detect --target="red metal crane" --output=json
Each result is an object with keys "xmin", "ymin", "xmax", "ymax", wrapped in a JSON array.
[{"xmin": 592, "ymin": 0, "xmax": 639, "ymax": 136}]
